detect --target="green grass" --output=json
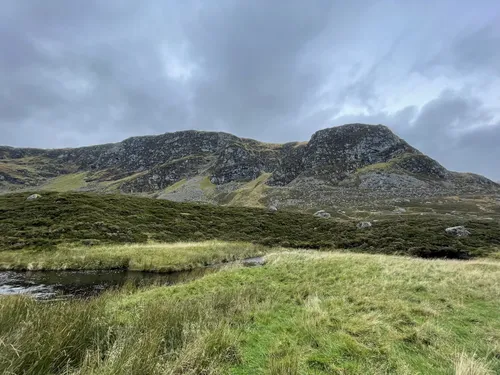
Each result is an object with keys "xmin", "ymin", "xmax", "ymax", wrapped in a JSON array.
[
  {"xmin": 1, "ymin": 192, "xmax": 499, "ymax": 258},
  {"xmin": 0, "ymin": 241, "xmax": 269, "ymax": 272},
  {"xmin": 42, "ymin": 172, "xmax": 88, "ymax": 192},
  {"xmin": 163, "ymin": 179, "xmax": 187, "ymax": 194},
  {"xmin": 200, "ymin": 176, "xmax": 216, "ymax": 191},
  {"xmin": 1, "ymin": 250, "xmax": 499, "ymax": 374},
  {"xmin": 356, "ymin": 161, "xmax": 393, "ymax": 174},
  {"xmin": 226, "ymin": 173, "xmax": 272, "ymax": 208},
  {"xmin": 98, "ymin": 171, "xmax": 149, "ymax": 192}
]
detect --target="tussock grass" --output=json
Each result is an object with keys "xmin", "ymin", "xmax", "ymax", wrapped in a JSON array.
[
  {"xmin": 1, "ymin": 250, "xmax": 499, "ymax": 374},
  {"xmin": 454, "ymin": 352, "xmax": 494, "ymax": 375},
  {"xmin": 0, "ymin": 241, "xmax": 268, "ymax": 272}
]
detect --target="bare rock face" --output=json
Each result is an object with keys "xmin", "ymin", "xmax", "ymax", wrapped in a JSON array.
[
  {"xmin": 211, "ymin": 144, "xmax": 266, "ymax": 184},
  {"xmin": 445, "ymin": 226, "xmax": 471, "ymax": 237},
  {"xmin": 2, "ymin": 123, "xmax": 499, "ymax": 206},
  {"xmin": 358, "ymin": 172, "xmax": 427, "ymax": 190},
  {"xmin": 303, "ymin": 124, "xmax": 418, "ymax": 181}
]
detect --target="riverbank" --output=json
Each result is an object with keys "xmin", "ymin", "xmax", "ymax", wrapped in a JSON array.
[
  {"xmin": 0, "ymin": 241, "xmax": 270, "ymax": 272},
  {"xmin": 1, "ymin": 250, "xmax": 499, "ymax": 374}
]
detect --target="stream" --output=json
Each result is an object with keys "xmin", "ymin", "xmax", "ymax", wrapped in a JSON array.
[{"xmin": 0, "ymin": 257, "xmax": 264, "ymax": 299}]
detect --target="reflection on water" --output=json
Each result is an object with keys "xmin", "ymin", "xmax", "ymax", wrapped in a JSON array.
[
  {"xmin": 0, "ymin": 268, "xmax": 214, "ymax": 299},
  {"xmin": 0, "ymin": 256, "xmax": 264, "ymax": 299}
]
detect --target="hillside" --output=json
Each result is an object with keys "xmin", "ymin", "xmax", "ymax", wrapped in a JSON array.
[
  {"xmin": 2, "ymin": 192, "xmax": 499, "ymax": 259},
  {"xmin": 1, "ymin": 124, "xmax": 498, "ymax": 209}
]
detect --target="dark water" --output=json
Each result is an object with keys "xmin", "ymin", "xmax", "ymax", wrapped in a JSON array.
[{"xmin": 0, "ymin": 257, "xmax": 264, "ymax": 299}]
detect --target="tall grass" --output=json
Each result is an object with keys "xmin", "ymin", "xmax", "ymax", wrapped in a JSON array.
[
  {"xmin": 1, "ymin": 250, "xmax": 499, "ymax": 374},
  {"xmin": 0, "ymin": 289, "xmax": 254, "ymax": 374},
  {"xmin": 0, "ymin": 241, "xmax": 268, "ymax": 271},
  {"xmin": 454, "ymin": 352, "xmax": 494, "ymax": 375}
]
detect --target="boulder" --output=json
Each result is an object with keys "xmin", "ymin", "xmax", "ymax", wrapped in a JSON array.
[
  {"xmin": 26, "ymin": 194, "xmax": 42, "ymax": 201},
  {"xmin": 242, "ymin": 257, "xmax": 265, "ymax": 267},
  {"xmin": 393, "ymin": 207, "xmax": 406, "ymax": 213},
  {"xmin": 313, "ymin": 210, "xmax": 331, "ymax": 219},
  {"xmin": 357, "ymin": 221, "xmax": 372, "ymax": 229},
  {"xmin": 445, "ymin": 226, "xmax": 470, "ymax": 237},
  {"xmin": 268, "ymin": 205, "xmax": 278, "ymax": 213}
]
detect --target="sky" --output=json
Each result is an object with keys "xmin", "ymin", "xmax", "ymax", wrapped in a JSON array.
[{"xmin": 1, "ymin": 1, "xmax": 499, "ymax": 180}]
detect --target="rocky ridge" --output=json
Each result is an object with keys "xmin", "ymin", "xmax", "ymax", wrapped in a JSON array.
[{"xmin": 1, "ymin": 124, "xmax": 498, "ymax": 208}]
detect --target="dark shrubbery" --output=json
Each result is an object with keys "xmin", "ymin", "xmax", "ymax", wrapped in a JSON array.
[{"xmin": 1, "ymin": 192, "xmax": 499, "ymax": 258}]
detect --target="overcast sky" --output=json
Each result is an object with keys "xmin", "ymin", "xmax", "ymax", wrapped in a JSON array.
[{"xmin": 1, "ymin": 1, "xmax": 499, "ymax": 180}]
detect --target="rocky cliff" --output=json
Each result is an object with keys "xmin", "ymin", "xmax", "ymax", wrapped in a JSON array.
[{"xmin": 1, "ymin": 124, "xmax": 498, "ymax": 208}]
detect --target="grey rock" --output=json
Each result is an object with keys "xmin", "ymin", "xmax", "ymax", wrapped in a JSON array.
[
  {"xmin": 393, "ymin": 207, "xmax": 407, "ymax": 213},
  {"xmin": 357, "ymin": 221, "xmax": 372, "ymax": 229},
  {"xmin": 313, "ymin": 210, "xmax": 331, "ymax": 219},
  {"xmin": 242, "ymin": 257, "xmax": 266, "ymax": 267},
  {"xmin": 359, "ymin": 173, "xmax": 426, "ymax": 190},
  {"xmin": 445, "ymin": 226, "xmax": 471, "ymax": 237},
  {"xmin": 1, "ymin": 123, "xmax": 499, "ymax": 207},
  {"xmin": 26, "ymin": 194, "xmax": 42, "ymax": 201}
]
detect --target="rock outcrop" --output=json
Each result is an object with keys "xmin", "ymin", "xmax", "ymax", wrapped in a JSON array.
[
  {"xmin": 313, "ymin": 210, "xmax": 331, "ymax": 219},
  {"xmin": 445, "ymin": 226, "xmax": 471, "ymax": 237},
  {"xmin": 356, "ymin": 221, "xmax": 372, "ymax": 229},
  {"xmin": 1, "ymin": 124, "xmax": 499, "ymax": 208},
  {"xmin": 26, "ymin": 194, "xmax": 42, "ymax": 201}
]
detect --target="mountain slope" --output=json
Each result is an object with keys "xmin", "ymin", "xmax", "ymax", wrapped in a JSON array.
[{"xmin": 1, "ymin": 124, "xmax": 498, "ymax": 208}]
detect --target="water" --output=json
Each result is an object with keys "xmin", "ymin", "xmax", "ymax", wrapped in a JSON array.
[{"xmin": 0, "ymin": 257, "xmax": 264, "ymax": 299}]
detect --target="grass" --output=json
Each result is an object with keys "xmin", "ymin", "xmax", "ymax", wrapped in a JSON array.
[
  {"xmin": 163, "ymin": 179, "xmax": 187, "ymax": 194},
  {"xmin": 42, "ymin": 172, "xmax": 88, "ymax": 192},
  {"xmin": 1, "ymin": 250, "xmax": 499, "ymax": 374},
  {"xmin": 0, "ymin": 156, "xmax": 76, "ymax": 186},
  {"xmin": 99, "ymin": 171, "xmax": 149, "ymax": 192},
  {"xmin": 1, "ymin": 192, "xmax": 499, "ymax": 258},
  {"xmin": 226, "ymin": 173, "xmax": 272, "ymax": 207},
  {"xmin": 454, "ymin": 352, "xmax": 494, "ymax": 375},
  {"xmin": 200, "ymin": 176, "xmax": 216, "ymax": 191},
  {"xmin": 0, "ymin": 241, "xmax": 269, "ymax": 272},
  {"xmin": 356, "ymin": 161, "xmax": 393, "ymax": 174}
]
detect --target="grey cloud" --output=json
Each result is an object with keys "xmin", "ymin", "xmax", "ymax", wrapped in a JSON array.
[
  {"xmin": 0, "ymin": 1, "xmax": 499, "ymax": 180},
  {"xmin": 186, "ymin": 0, "xmax": 340, "ymax": 135},
  {"xmin": 328, "ymin": 91, "xmax": 500, "ymax": 180},
  {"xmin": 416, "ymin": 18, "xmax": 500, "ymax": 76},
  {"xmin": 404, "ymin": 90, "xmax": 499, "ymax": 178},
  {"xmin": 449, "ymin": 24, "xmax": 500, "ymax": 74},
  {"xmin": 409, "ymin": 90, "xmax": 493, "ymax": 141},
  {"xmin": 0, "ymin": 1, "xmax": 191, "ymax": 140}
]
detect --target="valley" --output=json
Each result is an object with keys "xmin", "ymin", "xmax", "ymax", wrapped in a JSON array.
[{"xmin": 1, "ymin": 124, "xmax": 500, "ymax": 374}]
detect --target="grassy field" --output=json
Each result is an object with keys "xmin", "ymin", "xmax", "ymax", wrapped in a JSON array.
[
  {"xmin": 41, "ymin": 172, "xmax": 89, "ymax": 192},
  {"xmin": 1, "ymin": 250, "xmax": 499, "ymax": 374},
  {"xmin": 1, "ymin": 192, "xmax": 499, "ymax": 259},
  {"xmin": 0, "ymin": 241, "xmax": 268, "ymax": 272}
]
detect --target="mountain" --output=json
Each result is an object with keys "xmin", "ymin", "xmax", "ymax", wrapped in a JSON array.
[{"xmin": 1, "ymin": 123, "xmax": 498, "ymax": 208}]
